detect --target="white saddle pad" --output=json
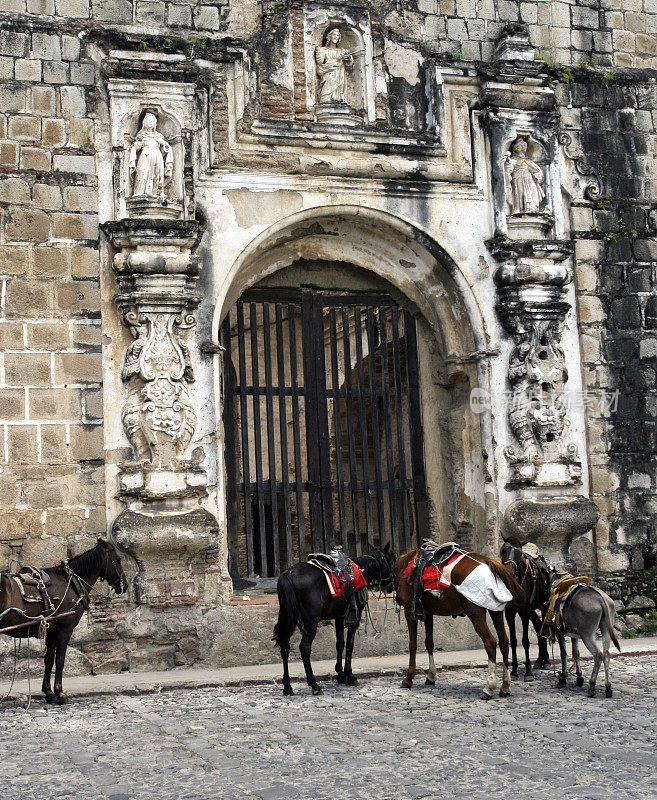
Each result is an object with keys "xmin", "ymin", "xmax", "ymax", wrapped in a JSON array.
[{"xmin": 455, "ymin": 563, "xmax": 513, "ymax": 611}]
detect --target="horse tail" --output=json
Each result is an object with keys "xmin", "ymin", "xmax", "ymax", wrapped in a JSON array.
[
  {"xmin": 481, "ymin": 556, "xmax": 526, "ymax": 606},
  {"xmin": 273, "ymin": 571, "xmax": 303, "ymax": 647},
  {"xmin": 601, "ymin": 593, "xmax": 621, "ymax": 652}
]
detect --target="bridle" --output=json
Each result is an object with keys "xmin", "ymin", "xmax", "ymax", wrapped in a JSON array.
[
  {"xmin": 359, "ymin": 548, "xmax": 396, "ymax": 594},
  {"xmin": 502, "ymin": 543, "xmax": 529, "ymax": 586}
]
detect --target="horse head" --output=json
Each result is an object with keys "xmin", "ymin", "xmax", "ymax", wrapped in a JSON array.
[
  {"xmin": 360, "ymin": 542, "xmax": 396, "ymax": 593},
  {"xmin": 97, "ymin": 537, "xmax": 128, "ymax": 594},
  {"xmin": 500, "ymin": 535, "xmax": 526, "ymax": 578}
]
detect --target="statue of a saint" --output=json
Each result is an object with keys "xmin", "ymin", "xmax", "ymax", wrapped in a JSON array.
[
  {"xmin": 314, "ymin": 28, "xmax": 354, "ymax": 105},
  {"xmin": 505, "ymin": 139, "xmax": 545, "ymax": 214},
  {"xmin": 129, "ymin": 112, "xmax": 173, "ymax": 200}
]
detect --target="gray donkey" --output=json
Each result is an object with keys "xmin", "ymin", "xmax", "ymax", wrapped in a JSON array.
[{"xmin": 553, "ymin": 580, "xmax": 621, "ymax": 698}]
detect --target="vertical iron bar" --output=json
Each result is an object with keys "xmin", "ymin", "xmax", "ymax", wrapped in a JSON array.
[
  {"xmin": 301, "ymin": 289, "xmax": 324, "ymax": 552},
  {"xmin": 405, "ymin": 310, "xmax": 429, "ymax": 543},
  {"xmin": 342, "ymin": 306, "xmax": 361, "ymax": 556},
  {"xmin": 236, "ymin": 301, "xmax": 254, "ymax": 577},
  {"xmin": 314, "ymin": 296, "xmax": 334, "ymax": 552},
  {"xmin": 365, "ymin": 306, "xmax": 386, "ymax": 547},
  {"xmin": 378, "ymin": 307, "xmax": 399, "ymax": 555},
  {"xmin": 221, "ymin": 315, "xmax": 241, "ymax": 585},
  {"xmin": 289, "ymin": 303, "xmax": 306, "ymax": 560},
  {"xmin": 276, "ymin": 303, "xmax": 293, "ymax": 569},
  {"xmin": 250, "ymin": 301, "xmax": 267, "ymax": 574},
  {"xmin": 329, "ymin": 307, "xmax": 347, "ymax": 549},
  {"xmin": 354, "ymin": 306, "xmax": 374, "ymax": 552},
  {"xmin": 391, "ymin": 306, "xmax": 411, "ymax": 552},
  {"xmin": 262, "ymin": 303, "xmax": 279, "ymax": 576}
]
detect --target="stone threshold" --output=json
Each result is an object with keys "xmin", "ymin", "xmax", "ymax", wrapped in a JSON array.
[{"xmin": 1, "ymin": 636, "xmax": 655, "ymax": 704}]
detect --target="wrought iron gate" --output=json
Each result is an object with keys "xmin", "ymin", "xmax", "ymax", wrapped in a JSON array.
[{"xmin": 221, "ymin": 288, "xmax": 428, "ymax": 585}]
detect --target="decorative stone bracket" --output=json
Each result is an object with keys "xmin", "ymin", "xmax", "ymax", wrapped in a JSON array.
[
  {"xmin": 490, "ymin": 238, "xmax": 581, "ymax": 488},
  {"xmin": 104, "ymin": 218, "xmax": 205, "ymax": 501}
]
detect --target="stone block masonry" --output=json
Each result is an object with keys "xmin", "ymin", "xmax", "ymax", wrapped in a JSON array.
[{"xmin": 0, "ymin": 24, "xmax": 103, "ymax": 573}]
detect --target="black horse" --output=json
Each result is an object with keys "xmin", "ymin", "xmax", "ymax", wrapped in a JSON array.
[
  {"xmin": 273, "ymin": 543, "xmax": 396, "ymax": 696},
  {"xmin": 0, "ymin": 538, "xmax": 127, "ymax": 704},
  {"xmin": 500, "ymin": 536, "xmax": 551, "ymax": 680}
]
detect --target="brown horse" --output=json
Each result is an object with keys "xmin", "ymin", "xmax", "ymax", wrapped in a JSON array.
[
  {"xmin": 396, "ymin": 549, "xmax": 525, "ymax": 699},
  {"xmin": 0, "ymin": 538, "xmax": 127, "ymax": 704}
]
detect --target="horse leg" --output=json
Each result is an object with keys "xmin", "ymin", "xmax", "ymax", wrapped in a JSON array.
[
  {"xmin": 572, "ymin": 638, "xmax": 584, "ymax": 687},
  {"xmin": 521, "ymin": 612, "xmax": 533, "ymax": 682},
  {"xmin": 464, "ymin": 603, "xmax": 498, "ymax": 700},
  {"xmin": 581, "ymin": 630, "xmax": 603, "ymax": 698},
  {"xmin": 601, "ymin": 630, "xmax": 613, "ymax": 698},
  {"xmin": 42, "ymin": 631, "xmax": 57, "ymax": 704},
  {"xmin": 53, "ymin": 627, "xmax": 73, "ymax": 704},
  {"xmin": 344, "ymin": 621, "xmax": 359, "ymax": 687},
  {"xmin": 299, "ymin": 620, "xmax": 322, "ymax": 695},
  {"xmin": 491, "ymin": 610, "xmax": 511, "ymax": 697},
  {"xmin": 281, "ymin": 635, "xmax": 293, "ymax": 696},
  {"xmin": 424, "ymin": 614, "xmax": 436, "ymax": 685},
  {"xmin": 556, "ymin": 630, "xmax": 568, "ymax": 688},
  {"xmin": 402, "ymin": 606, "xmax": 418, "ymax": 689},
  {"xmin": 505, "ymin": 606, "xmax": 519, "ymax": 678},
  {"xmin": 531, "ymin": 610, "xmax": 550, "ymax": 669},
  {"xmin": 335, "ymin": 618, "xmax": 346, "ymax": 684}
]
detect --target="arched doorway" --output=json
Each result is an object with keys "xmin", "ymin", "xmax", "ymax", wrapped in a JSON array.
[{"xmin": 215, "ymin": 207, "xmax": 493, "ymax": 589}]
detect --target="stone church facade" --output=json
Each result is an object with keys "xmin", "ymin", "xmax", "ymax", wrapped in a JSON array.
[{"xmin": 0, "ymin": 0, "xmax": 656, "ymax": 670}]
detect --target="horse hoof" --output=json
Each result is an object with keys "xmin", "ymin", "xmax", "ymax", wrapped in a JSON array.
[
  {"xmin": 425, "ymin": 677, "xmax": 436, "ymax": 686},
  {"xmin": 576, "ymin": 675, "xmax": 584, "ymax": 687},
  {"xmin": 336, "ymin": 674, "xmax": 347, "ymax": 685},
  {"xmin": 44, "ymin": 693, "xmax": 57, "ymax": 704},
  {"xmin": 510, "ymin": 670, "xmax": 518, "ymax": 679},
  {"xmin": 523, "ymin": 673, "xmax": 534, "ymax": 683},
  {"xmin": 401, "ymin": 678, "xmax": 413, "ymax": 689},
  {"xmin": 55, "ymin": 694, "xmax": 68, "ymax": 705},
  {"xmin": 588, "ymin": 683, "xmax": 596, "ymax": 698},
  {"xmin": 557, "ymin": 677, "xmax": 567, "ymax": 689},
  {"xmin": 283, "ymin": 686, "xmax": 294, "ymax": 697},
  {"xmin": 346, "ymin": 675, "xmax": 359, "ymax": 687},
  {"xmin": 605, "ymin": 685, "xmax": 613, "ymax": 698},
  {"xmin": 499, "ymin": 688, "xmax": 511, "ymax": 698},
  {"xmin": 534, "ymin": 660, "xmax": 549, "ymax": 671},
  {"xmin": 312, "ymin": 685, "xmax": 323, "ymax": 696},
  {"xmin": 480, "ymin": 691, "xmax": 493, "ymax": 701}
]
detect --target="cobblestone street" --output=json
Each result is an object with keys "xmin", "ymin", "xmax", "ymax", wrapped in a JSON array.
[{"xmin": 2, "ymin": 654, "xmax": 656, "ymax": 800}]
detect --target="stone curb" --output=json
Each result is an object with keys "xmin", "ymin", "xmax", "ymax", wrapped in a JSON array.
[{"xmin": 1, "ymin": 638, "xmax": 655, "ymax": 703}]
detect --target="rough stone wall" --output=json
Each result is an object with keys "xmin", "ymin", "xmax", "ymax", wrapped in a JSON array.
[
  {"xmin": 0, "ymin": 23, "xmax": 103, "ymax": 570},
  {"xmin": 567, "ymin": 71, "xmax": 657, "ymax": 626}
]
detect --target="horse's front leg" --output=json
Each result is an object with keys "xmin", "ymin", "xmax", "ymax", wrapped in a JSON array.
[
  {"xmin": 424, "ymin": 614, "xmax": 436, "ymax": 685},
  {"xmin": 42, "ymin": 631, "xmax": 57, "ymax": 704},
  {"xmin": 521, "ymin": 613, "xmax": 533, "ymax": 681},
  {"xmin": 335, "ymin": 618, "xmax": 346, "ymax": 684},
  {"xmin": 556, "ymin": 630, "xmax": 568, "ymax": 688},
  {"xmin": 53, "ymin": 628, "xmax": 73, "ymax": 704},
  {"xmin": 491, "ymin": 610, "xmax": 511, "ymax": 697},
  {"xmin": 343, "ymin": 618, "xmax": 360, "ymax": 687},
  {"xmin": 299, "ymin": 621, "xmax": 322, "ymax": 695},
  {"xmin": 402, "ymin": 606, "xmax": 418, "ymax": 689},
  {"xmin": 505, "ymin": 606, "xmax": 519, "ymax": 678},
  {"xmin": 530, "ymin": 610, "xmax": 550, "ymax": 669}
]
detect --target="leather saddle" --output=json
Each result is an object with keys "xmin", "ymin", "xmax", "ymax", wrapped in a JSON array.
[
  {"xmin": 18, "ymin": 567, "xmax": 52, "ymax": 587},
  {"xmin": 412, "ymin": 539, "xmax": 462, "ymax": 622},
  {"xmin": 7, "ymin": 566, "xmax": 57, "ymax": 608},
  {"xmin": 307, "ymin": 552, "xmax": 340, "ymax": 576}
]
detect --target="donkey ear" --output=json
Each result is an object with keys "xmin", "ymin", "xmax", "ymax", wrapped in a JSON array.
[
  {"xmin": 384, "ymin": 541, "xmax": 390, "ymax": 551},
  {"xmin": 97, "ymin": 537, "xmax": 110, "ymax": 548}
]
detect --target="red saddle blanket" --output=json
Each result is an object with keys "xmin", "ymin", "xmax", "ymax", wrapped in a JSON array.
[
  {"xmin": 326, "ymin": 562, "xmax": 367, "ymax": 598},
  {"xmin": 403, "ymin": 552, "xmax": 464, "ymax": 591}
]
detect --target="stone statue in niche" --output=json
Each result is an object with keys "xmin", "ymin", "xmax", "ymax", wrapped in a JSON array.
[
  {"xmin": 129, "ymin": 112, "xmax": 173, "ymax": 200},
  {"xmin": 505, "ymin": 139, "xmax": 545, "ymax": 214},
  {"xmin": 314, "ymin": 28, "xmax": 354, "ymax": 105}
]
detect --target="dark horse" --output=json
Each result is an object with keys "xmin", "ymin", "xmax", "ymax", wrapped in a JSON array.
[
  {"xmin": 499, "ymin": 536, "xmax": 551, "ymax": 680},
  {"xmin": 0, "ymin": 538, "xmax": 127, "ymax": 704},
  {"xmin": 273, "ymin": 543, "xmax": 395, "ymax": 696},
  {"xmin": 396, "ymin": 549, "xmax": 525, "ymax": 699}
]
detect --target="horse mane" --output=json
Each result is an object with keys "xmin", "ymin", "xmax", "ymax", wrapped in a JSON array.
[
  {"xmin": 68, "ymin": 542, "xmax": 105, "ymax": 579},
  {"xmin": 395, "ymin": 548, "xmax": 417, "ymax": 581}
]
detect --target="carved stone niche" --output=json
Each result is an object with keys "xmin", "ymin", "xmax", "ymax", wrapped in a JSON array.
[
  {"xmin": 504, "ymin": 136, "xmax": 554, "ymax": 240},
  {"xmin": 304, "ymin": 3, "xmax": 374, "ymax": 125},
  {"xmin": 107, "ymin": 79, "xmax": 198, "ymax": 222}
]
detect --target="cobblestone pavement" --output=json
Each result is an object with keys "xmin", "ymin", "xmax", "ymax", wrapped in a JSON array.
[{"xmin": 2, "ymin": 654, "xmax": 656, "ymax": 800}]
